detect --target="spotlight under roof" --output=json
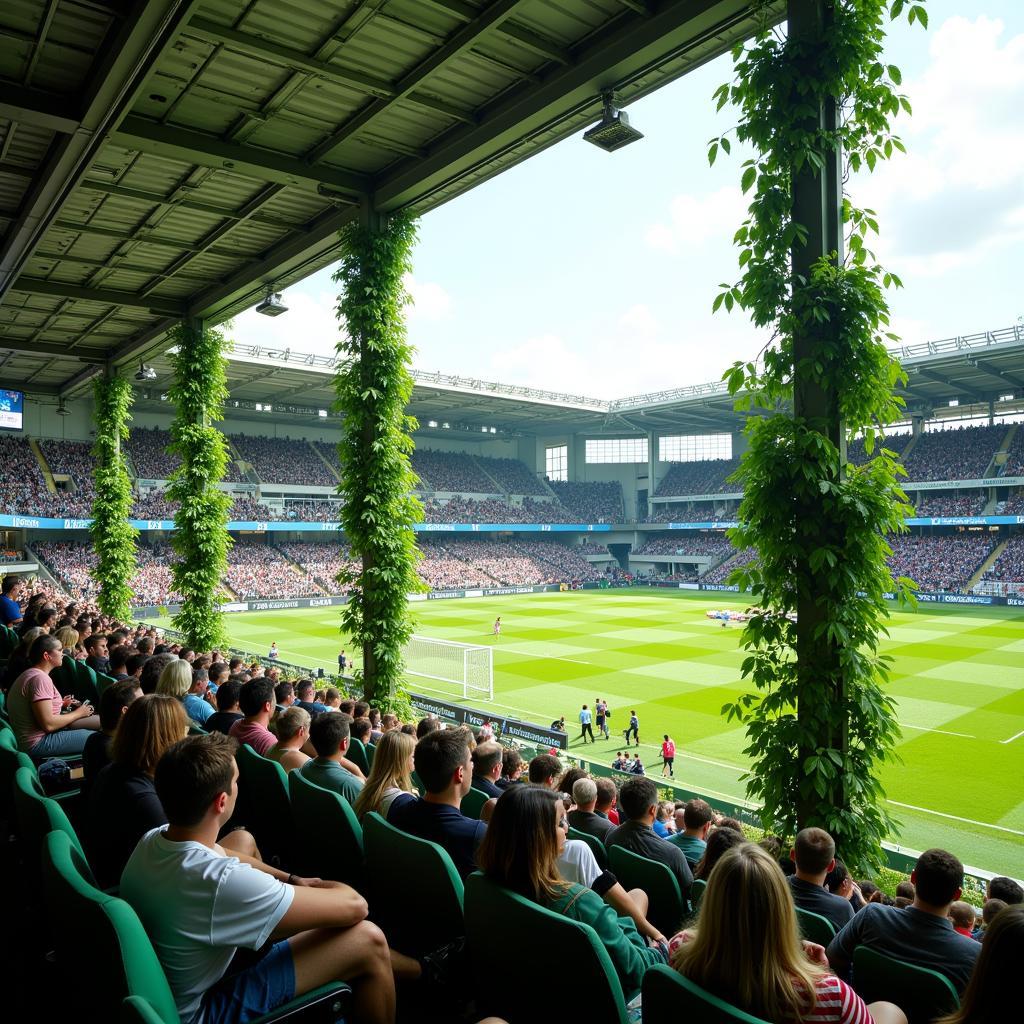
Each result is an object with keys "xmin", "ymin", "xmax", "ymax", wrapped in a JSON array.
[{"xmin": 583, "ymin": 92, "xmax": 644, "ymax": 152}]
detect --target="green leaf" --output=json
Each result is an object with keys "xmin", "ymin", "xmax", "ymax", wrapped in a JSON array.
[{"xmin": 741, "ymin": 166, "xmax": 757, "ymax": 194}]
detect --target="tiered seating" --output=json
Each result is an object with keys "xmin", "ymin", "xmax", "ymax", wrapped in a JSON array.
[
  {"xmin": 702, "ymin": 548, "xmax": 757, "ymax": 583},
  {"xmin": 984, "ymin": 535, "xmax": 1024, "ymax": 583},
  {"xmin": 548, "ymin": 480, "xmax": 623, "ymax": 522},
  {"xmin": 912, "ymin": 494, "xmax": 986, "ymax": 517},
  {"xmin": 418, "ymin": 540, "xmax": 498, "ymax": 589},
  {"xmin": 886, "ymin": 533, "xmax": 995, "ymax": 592},
  {"xmin": 32, "ymin": 541, "xmax": 182, "ymax": 604},
  {"xmin": 231, "ymin": 435, "xmax": 336, "ymax": 486},
  {"xmin": 655, "ymin": 459, "xmax": 740, "ymax": 496},
  {"xmin": 417, "ymin": 538, "xmax": 601, "ymax": 587},
  {"xmin": 39, "ymin": 439, "xmax": 96, "ymax": 503},
  {"xmin": 224, "ymin": 540, "xmax": 326, "ymax": 599},
  {"xmin": 902, "ymin": 425, "xmax": 1004, "ymax": 482},
  {"xmin": 478, "ymin": 456, "xmax": 547, "ymax": 495},
  {"xmin": 127, "ymin": 427, "xmax": 245, "ymax": 483},
  {"xmin": 411, "ymin": 448, "xmax": 496, "ymax": 492},
  {"xmin": 278, "ymin": 542, "xmax": 359, "ymax": 593},
  {"xmin": 635, "ymin": 534, "xmax": 734, "ymax": 557},
  {"xmin": 0, "ymin": 435, "xmax": 51, "ymax": 516},
  {"xmin": 846, "ymin": 433, "xmax": 912, "ymax": 465}
]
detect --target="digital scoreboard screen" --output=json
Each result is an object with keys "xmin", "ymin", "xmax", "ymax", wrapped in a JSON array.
[{"xmin": 0, "ymin": 389, "xmax": 24, "ymax": 431}]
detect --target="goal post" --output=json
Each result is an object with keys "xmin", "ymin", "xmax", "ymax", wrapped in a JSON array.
[{"xmin": 404, "ymin": 634, "xmax": 494, "ymax": 702}]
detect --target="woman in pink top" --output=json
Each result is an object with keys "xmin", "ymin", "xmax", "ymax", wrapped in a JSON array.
[
  {"xmin": 7, "ymin": 634, "xmax": 100, "ymax": 759},
  {"xmin": 661, "ymin": 734, "xmax": 676, "ymax": 778},
  {"xmin": 669, "ymin": 844, "xmax": 907, "ymax": 1024}
]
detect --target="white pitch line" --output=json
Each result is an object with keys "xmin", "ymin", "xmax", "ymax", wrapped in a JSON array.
[
  {"xmin": 1000, "ymin": 729, "xmax": 1024, "ymax": 745},
  {"xmin": 498, "ymin": 646, "xmax": 592, "ymax": 665},
  {"xmin": 887, "ymin": 801, "xmax": 1024, "ymax": 837},
  {"xmin": 900, "ymin": 723, "xmax": 976, "ymax": 739}
]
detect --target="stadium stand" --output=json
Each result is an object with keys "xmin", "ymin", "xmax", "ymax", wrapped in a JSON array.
[
  {"xmin": 634, "ymin": 534, "xmax": 734, "ymax": 558},
  {"xmin": 655, "ymin": 459, "xmax": 740, "ymax": 496},
  {"xmin": 886, "ymin": 533, "xmax": 995, "ymax": 592},
  {"xmin": 983, "ymin": 535, "xmax": 1024, "ymax": 584},
  {"xmin": 411, "ymin": 448, "xmax": 496, "ymax": 492},
  {"xmin": 902, "ymin": 424, "xmax": 1005, "ymax": 482},
  {"xmin": 912, "ymin": 494, "xmax": 987, "ymax": 517},
  {"xmin": 548, "ymin": 480, "xmax": 624, "ymax": 522},
  {"xmin": 846, "ymin": 433, "xmax": 912, "ymax": 465},
  {"xmin": 480, "ymin": 456, "xmax": 548, "ymax": 495},
  {"xmin": 278, "ymin": 543, "xmax": 359, "ymax": 593},
  {"xmin": 701, "ymin": 548, "xmax": 757, "ymax": 584},
  {"xmin": 230, "ymin": 434, "xmax": 337, "ymax": 486},
  {"xmin": 34, "ymin": 541, "xmax": 181, "ymax": 605},
  {"xmin": 127, "ymin": 427, "xmax": 245, "ymax": 483},
  {"xmin": 223, "ymin": 541, "xmax": 326, "ymax": 599}
]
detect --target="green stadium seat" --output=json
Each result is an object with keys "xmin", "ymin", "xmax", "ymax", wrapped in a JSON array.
[
  {"xmin": 459, "ymin": 786, "xmax": 490, "ymax": 820},
  {"xmin": 363, "ymin": 811, "xmax": 464, "ymax": 957},
  {"xmin": 607, "ymin": 844, "xmax": 686, "ymax": 937},
  {"xmin": 852, "ymin": 945, "xmax": 959, "ymax": 1024},
  {"xmin": 288, "ymin": 771, "xmax": 364, "ymax": 890},
  {"xmin": 568, "ymin": 826, "xmax": 608, "ymax": 869},
  {"xmin": 73, "ymin": 660, "xmax": 102, "ymax": 705},
  {"xmin": 642, "ymin": 963, "xmax": 770, "ymax": 1023},
  {"xmin": 234, "ymin": 743, "xmax": 293, "ymax": 868},
  {"xmin": 365, "ymin": 741, "xmax": 375, "ymax": 768},
  {"xmin": 690, "ymin": 878, "xmax": 707, "ymax": 906},
  {"xmin": 410, "ymin": 769, "xmax": 425, "ymax": 795},
  {"xmin": 51, "ymin": 657, "xmax": 79, "ymax": 698},
  {"xmin": 43, "ymin": 830, "xmax": 351, "ymax": 1024},
  {"xmin": 0, "ymin": 728, "xmax": 34, "ymax": 820},
  {"xmin": 346, "ymin": 737, "xmax": 370, "ymax": 775},
  {"xmin": 465, "ymin": 871, "xmax": 630, "ymax": 1023},
  {"xmin": 795, "ymin": 906, "xmax": 836, "ymax": 945}
]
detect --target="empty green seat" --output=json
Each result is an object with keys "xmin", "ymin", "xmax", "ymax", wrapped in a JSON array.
[
  {"xmin": 12, "ymin": 765, "xmax": 92, "ymax": 881},
  {"xmin": 795, "ymin": 906, "xmax": 836, "ymax": 946},
  {"xmin": 43, "ymin": 830, "xmax": 350, "ymax": 1024},
  {"xmin": 459, "ymin": 786, "xmax": 490, "ymax": 820},
  {"xmin": 568, "ymin": 826, "xmax": 608, "ymax": 869},
  {"xmin": 346, "ymin": 737, "xmax": 370, "ymax": 775},
  {"xmin": 289, "ymin": 771, "xmax": 364, "ymax": 890},
  {"xmin": 853, "ymin": 945, "xmax": 959, "ymax": 1024},
  {"xmin": 690, "ymin": 877, "xmax": 707, "ymax": 907},
  {"xmin": 234, "ymin": 743, "xmax": 293, "ymax": 867},
  {"xmin": 642, "ymin": 963, "xmax": 770, "ymax": 1023},
  {"xmin": 607, "ymin": 844, "xmax": 686, "ymax": 937},
  {"xmin": 363, "ymin": 811, "xmax": 464, "ymax": 957},
  {"xmin": 465, "ymin": 871, "xmax": 629, "ymax": 1024}
]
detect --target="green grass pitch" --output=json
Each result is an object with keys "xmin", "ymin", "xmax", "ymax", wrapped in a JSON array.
[{"xmin": 158, "ymin": 588, "xmax": 1024, "ymax": 877}]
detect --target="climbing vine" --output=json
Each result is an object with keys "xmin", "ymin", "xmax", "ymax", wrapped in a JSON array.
[
  {"xmin": 89, "ymin": 374, "xmax": 138, "ymax": 620},
  {"xmin": 714, "ymin": 0, "xmax": 927, "ymax": 870},
  {"xmin": 333, "ymin": 211, "xmax": 424, "ymax": 711},
  {"xmin": 166, "ymin": 321, "xmax": 233, "ymax": 650}
]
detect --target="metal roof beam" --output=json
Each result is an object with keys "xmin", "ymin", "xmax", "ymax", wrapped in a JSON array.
[
  {"xmin": 418, "ymin": 0, "xmax": 571, "ymax": 63},
  {"xmin": 113, "ymin": 116, "xmax": 370, "ymax": 197},
  {"xmin": 0, "ymin": 339, "xmax": 105, "ymax": 363},
  {"xmin": 915, "ymin": 367, "xmax": 987, "ymax": 402},
  {"xmin": 972, "ymin": 359, "xmax": 1024, "ymax": 391},
  {"xmin": 13, "ymin": 277, "xmax": 185, "ymax": 317},
  {"xmin": 0, "ymin": 83, "xmax": 82, "ymax": 135},
  {"xmin": 305, "ymin": 0, "xmax": 529, "ymax": 162},
  {"xmin": 51, "ymin": 218, "xmax": 238, "ymax": 257},
  {"xmin": 0, "ymin": 1, "xmax": 201, "ymax": 305},
  {"xmin": 0, "ymin": 161, "xmax": 39, "ymax": 180}
]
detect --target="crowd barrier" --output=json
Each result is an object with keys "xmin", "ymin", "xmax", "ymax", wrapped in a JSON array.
[{"xmin": 408, "ymin": 692, "xmax": 567, "ymax": 751}]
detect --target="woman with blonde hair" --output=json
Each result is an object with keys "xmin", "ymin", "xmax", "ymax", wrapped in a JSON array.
[
  {"xmin": 353, "ymin": 729, "xmax": 415, "ymax": 820},
  {"xmin": 155, "ymin": 658, "xmax": 191, "ymax": 698},
  {"xmin": 86, "ymin": 694, "xmax": 190, "ymax": 888},
  {"xmin": 670, "ymin": 844, "xmax": 906, "ymax": 1024},
  {"xmin": 54, "ymin": 626, "xmax": 79, "ymax": 658},
  {"xmin": 477, "ymin": 785, "xmax": 663, "ymax": 996},
  {"xmin": 265, "ymin": 705, "xmax": 311, "ymax": 772}
]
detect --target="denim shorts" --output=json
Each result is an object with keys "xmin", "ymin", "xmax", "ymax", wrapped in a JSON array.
[{"xmin": 202, "ymin": 940, "xmax": 296, "ymax": 1024}]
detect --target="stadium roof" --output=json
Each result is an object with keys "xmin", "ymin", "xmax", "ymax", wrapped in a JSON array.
[
  {"xmin": 121, "ymin": 323, "xmax": 1024, "ymax": 438},
  {"xmin": 0, "ymin": 0, "xmax": 784, "ymax": 399}
]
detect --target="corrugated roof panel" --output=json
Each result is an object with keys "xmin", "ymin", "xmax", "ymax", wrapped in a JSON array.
[
  {"xmin": 29, "ymin": 7, "xmax": 115, "ymax": 94},
  {"xmin": 0, "ymin": 119, "xmax": 55, "ymax": 170},
  {"xmin": 257, "ymin": 189, "xmax": 328, "ymax": 223}
]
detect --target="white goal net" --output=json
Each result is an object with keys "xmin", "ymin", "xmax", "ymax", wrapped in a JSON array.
[{"xmin": 404, "ymin": 634, "xmax": 494, "ymax": 702}]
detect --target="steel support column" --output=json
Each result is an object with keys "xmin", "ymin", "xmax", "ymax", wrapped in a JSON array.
[{"xmin": 788, "ymin": 0, "xmax": 846, "ymax": 830}]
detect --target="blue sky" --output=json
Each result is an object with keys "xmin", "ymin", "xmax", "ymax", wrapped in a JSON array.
[{"xmin": 234, "ymin": 2, "xmax": 1024, "ymax": 398}]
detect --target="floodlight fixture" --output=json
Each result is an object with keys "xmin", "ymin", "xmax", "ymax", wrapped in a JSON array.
[
  {"xmin": 427, "ymin": 420, "xmax": 438, "ymax": 428},
  {"xmin": 135, "ymin": 362, "xmax": 157, "ymax": 381},
  {"xmin": 56, "ymin": 399, "xmax": 70, "ymax": 417},
  {"xmin": 583, "ymin": 91, "xmax": 644, "ymax": 153},
  {"xmin": 256, "ymin": 289, "xmax": 288, "ymax": 317}
]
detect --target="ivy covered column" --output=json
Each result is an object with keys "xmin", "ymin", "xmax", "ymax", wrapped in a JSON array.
[
  {"xmin": 167, "ymin": 318, "xmax": 232, "ymax": 650},
  {"xmin": 333, "ymin": 207, "xmax": 423, "ymax": 711},
  {"xmin": 90, "ymin": 371, "xmax": 138, "ymax": 619},
  {"xmin": 717, "ymin": 0, "xmax": 923, "ymax": 868}
]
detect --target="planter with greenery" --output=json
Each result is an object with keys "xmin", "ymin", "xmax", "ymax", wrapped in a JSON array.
[
  {"xmin": 333, "ymin": 211, "xmax": 424, "ymax": 714},
  {"xmin": 89, "ymin": 374, "xmax": 139, "ymax": 620},
  {"xmin": 715, "ymin": 0, "xmax": 926, "ymax": 870},
  {"xmin": 166, "ymin": 320, "xmax": 233, "ymax": 651}
]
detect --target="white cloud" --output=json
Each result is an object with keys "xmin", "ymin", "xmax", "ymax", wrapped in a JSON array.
[
  {"xmin": 643, "ymin": 186, "xmax": 748, "ymax": 256},
  {"xmin": 403, "ymin": 274, "xmax": 453, "ymax": 322}
]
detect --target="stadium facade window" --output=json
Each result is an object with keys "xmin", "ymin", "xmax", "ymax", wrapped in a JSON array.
[
  {"xmin": 545, "ymin": 444, "xmax": 568, "ymax": 481},
  {"xmin": 585, "ymin": 437, "xmax": 648, "ymax": 463},
  {"xmin": 658, "ymin": 433, "xmax": 733, "ymax": 463}
]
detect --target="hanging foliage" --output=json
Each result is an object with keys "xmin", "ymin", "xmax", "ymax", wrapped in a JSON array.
[
  {"xmin": 89, "ymin": 374, "xmax": 138, "ymax": 620},
  {"xmin": 166, "ymin": 321, "xmax": 233, "ymax": 650},
  {"xmin": 712, "ymin": 0, "xmax": 927, "ymax": 870},
  {"xmin": 333, "ymin": 211, "xmax": 424, "ymax": 712}
]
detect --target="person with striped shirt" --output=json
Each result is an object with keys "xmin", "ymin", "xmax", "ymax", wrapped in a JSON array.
[{"xmin": 668, "ymin": 843, "xmax": 906, "ymax": 1024}]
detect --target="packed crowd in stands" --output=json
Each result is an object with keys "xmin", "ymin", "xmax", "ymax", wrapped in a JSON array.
[
  {"xmin": 131, "ymin": 491, "xmax": 287, "ymax": 522},
  {"xmin": 223, "ymin": 541, "xmax": 325, "ymax": 600},
  {"xmin": 547, "ymin": 480, "xmax": 623, "ymax": 522},
  {"xmin": 578, "ymin": 542, "xmax": 610, "ymax": 555},
  {"xmin": 1001, "ymin": 423, "xmax": 1024, "ymax": 477},
  {"xmin": 127, "ymin": 427, "xmax": 245, "ymax": 483},
  {"xmin": 481, "ymin": 456, "xmax": 547, "ymax": 495},
  {"xmin": 38, "ymin": 438, "xmax": 97, "ymax": 502},
  {"xmin": 912, "ymin": 493, "xmax": 987, "ymax": 517},
  {"xmin": 417, "ymin": 540, "xmax": 502, "ymax": 590},
  {"xmin": 1000, "ymin": 491, "xmax": 1024, "ymax": 515},
  {"xmin": 417, "ymin": 538, "xmax": 601, "ymax": 588},
  {"xmin": 983, "ymin": 534, "xmax": 1024, "ymax": 584},
  {"xmin": 4, "ymin": 570, "xmax": 1018, "ymax": 1024},
  {"xmin": 33, "ymin": 541, "xmax": 183, "ymax": 605},
  {"xmin": 411, "ymin": 448, "xmax": 497, "ymax": 493},
  {"xmin": 701, "ymin": 547, "xmax": 758, "ymax": 584},
  {"xmin": 635, "ymin": 534, "xmax": 735, "ymax": 558},
  {"xmin": 278, "ymin": 543, "xmax": 359, "ymax": 593},
  {"xmin": 0, "ymin": 435, "xmax": 53, "ymax": 517},
  {"xmin": 645, "ymin": 501, "xmax": 739, "ymax": 524},
  {"xmin": 230, "ymin": 434, "xmax": 337, "ymax": 486},
  {"xmin": 846, "ymin": 432, "xmax": 912, "ymax": 465},
  {"xmin": 655, "ymin": 458, "xmax": 741, "ymax": 497},
  {"xmin": 903, "ymin": 424, "xmax": 1005, "ymax": 482},
  {"xmin": 886, "ymin": 533, "xmax": 995, "ymax": 592}
]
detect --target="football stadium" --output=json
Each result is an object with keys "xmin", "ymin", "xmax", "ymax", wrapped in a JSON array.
[{"xmin": 1, "ymin": 2, "xmax": 1022, "ymax": 1023}]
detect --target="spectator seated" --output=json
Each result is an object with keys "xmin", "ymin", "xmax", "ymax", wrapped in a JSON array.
[
  {"xmin": 635, "ymin": 534, "xmax": 734, "ymax": 558},
  {"xmin": 231, "ymin": 434, "xmax": 337, "ymax": 486},
  {"xmin": 701, "ymin": 548, "xmax": 757, "ymax": 584},
  {"xmin": 902, "ymin": 425, "xmax": 1005, "ymax": 482},
  {"xmin": 984, "ymin": 534, "xmax": 1024, "ymax": 585},
  {"xmin": 886, "ymin": 533, "xmax": 994, "ymax": 593},
  {"xmin": 912, "ymin": 494, "xmax": 986, "ymax": 517},
  {"xmin": 548, "ymin": 480, "xmax": 624, "ymax": 522},
  {"xmin": 128, "ymin": 427, "xmax": 244, "ymax": 483},
  {"xmin": 224, "ymin": 541, "xmax": 326, "ymax": 600},
  {"xmin": 655, "ymin": 460, "xmax": 740, "ymax": 497},
  {"xmin": 411, "ymin": 449, "xmax": 496, "ymax": 493}
]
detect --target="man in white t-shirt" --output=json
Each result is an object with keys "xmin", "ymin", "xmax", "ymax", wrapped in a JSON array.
[{"xmin": 120, "ymin": 732, "xmax": 396, "ymax": 1024}]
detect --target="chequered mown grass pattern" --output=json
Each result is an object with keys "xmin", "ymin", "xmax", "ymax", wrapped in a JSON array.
[{"xmin": 166, "ymin": 589, "xmax": 1024, "ymax": 876}]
